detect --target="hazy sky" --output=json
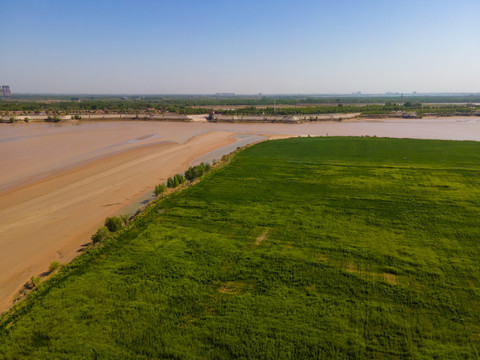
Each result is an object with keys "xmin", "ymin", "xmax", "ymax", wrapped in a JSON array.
[{"xmin": 1, "ymin": 0, "xmax": 479, "ymax": 94}]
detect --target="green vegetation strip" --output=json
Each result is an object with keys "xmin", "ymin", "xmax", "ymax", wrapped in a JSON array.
[
  {"xmin": 1, "ymin": 137, "xmax": 480, "ymax": 359},
  {"xmin": 1, "ymin": 95, "xmax": 479, "ymax": 117}
]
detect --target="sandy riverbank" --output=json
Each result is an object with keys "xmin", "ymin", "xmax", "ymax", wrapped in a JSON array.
[{"xmin": 0, "ymin": 131, "xmax": 240, "ymax": 314}]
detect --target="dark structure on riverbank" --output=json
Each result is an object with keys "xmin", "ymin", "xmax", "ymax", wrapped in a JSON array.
[{"xmin": 1, "ymin": 85, "xmax": 11, "ymax": 96}]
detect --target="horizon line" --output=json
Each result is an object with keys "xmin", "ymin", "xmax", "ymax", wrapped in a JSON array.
[{"xmin": 5, "ymin": 92, "xmax": 480, "ymax": 97}]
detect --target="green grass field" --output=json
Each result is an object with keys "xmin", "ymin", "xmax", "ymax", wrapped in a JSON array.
[{"xmin": 1, "ymin": 137, "xmax": 480, "ymax": 359}]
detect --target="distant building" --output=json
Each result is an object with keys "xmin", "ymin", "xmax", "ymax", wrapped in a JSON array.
[{"xmin": 0, "ymin": 85, "xmax": 11, "ymax": 96}]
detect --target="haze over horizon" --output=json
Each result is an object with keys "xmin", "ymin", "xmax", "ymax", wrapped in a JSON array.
[{"xmin": 1, "ymin": 0, "xmax": 479, "ymax": 95}]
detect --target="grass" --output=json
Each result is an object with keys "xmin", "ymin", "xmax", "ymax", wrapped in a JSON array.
[{"xmin": 1, "ymin": 137, "xmax": 480, "ymax": 359}]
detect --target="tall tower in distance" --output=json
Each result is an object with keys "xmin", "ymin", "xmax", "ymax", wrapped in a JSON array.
[{"xmin": 1, "ymin": 85, "xmax": 11, "ymax": 96}]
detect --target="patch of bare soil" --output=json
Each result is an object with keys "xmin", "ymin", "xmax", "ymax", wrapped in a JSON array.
[
  {"xmin": 255, "ymin": 229, "xmax": 269, "ymax": 245},
  {"xmin": 383, "ymin": 273, "xmax": 398, "ymax": 285},
  {"xmin": 344, "ymin": 261, "xmax": 398, "ymax": 285},
  {"xmin": 217, "ymin": 281, "xmax": 250, "ymax": 295}
]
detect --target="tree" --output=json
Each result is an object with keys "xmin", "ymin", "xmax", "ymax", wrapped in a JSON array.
[
  {"xmin": 155, "ymin": 183, "xmax": 167, "ymax": 196},
  {"xmin": 185, "ymin": 163, "xmax": 210, "ymax": 181},
  {"xmin": 193, "ymin": 164, "xmax": 205, "ymax": 178},
  {"xmin": 92, "ymin": 226, "xmax": 110, "ymax": 243},
  {"xmin": 174, "ymin": 173, "xmax": 186, "ymax": 185},
  {"xmin": 184, "ymin": 167, "xmax": 195, "ymax": 181},
  {"xmin": 104, "ymin": 217, "xmax": 123, "ymax": 232}
]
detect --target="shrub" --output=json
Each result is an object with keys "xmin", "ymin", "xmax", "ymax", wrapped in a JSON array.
[
  {"xmin": 49, "ymin": 261, "xmax": 61, "ymax": 273},
  {"xmin": 31, "ymin": 276, "xmax": 41, "ymax": 288},
  {"xmin": 167, "ymin": 177, "xmax": 175, "ymax": 188},
  {"xmin": 104, "ymin": 217, "xmax": 123, "ymax": 232},
  {"xmin": 91, "ymin": 226, "xmax": 111, "ymax": 243},
  {"xmin": 155, "ymin": 183, "xmax": 167, "ymax": 196}
]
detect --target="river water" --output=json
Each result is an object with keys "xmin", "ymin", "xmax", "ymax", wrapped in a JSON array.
[{"xmin": 1, "ymin": 117, "xmax": 480, "ymax": 194}]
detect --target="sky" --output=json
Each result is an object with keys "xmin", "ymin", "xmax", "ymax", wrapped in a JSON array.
[{"xmin": 1, "ymin": 0, "xmax": 479, "ymax": 94}]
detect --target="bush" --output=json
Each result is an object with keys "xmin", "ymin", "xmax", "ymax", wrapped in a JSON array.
[
  {"xmin": 167, "ymin": 177, "xmax": 175, "ymax": 188},
  {"xmin": 104, "ymin": 217, "xmax": 123, "ymax": 232},
  {"xmin": 155, "ymin": 183, "xmax": 167, "ymax": 196},
  {"xmin": 91, "ymin": 226, "xmax": 110, "ymax": 243},
  {"xmin": 49, "ymin": 261, "xmax": 61, "ymax": 273},
  {"xmin": 31, "ymin": 276, "xmax": 41, "ymax": 288}
]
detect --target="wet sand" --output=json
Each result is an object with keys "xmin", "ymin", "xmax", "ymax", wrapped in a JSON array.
[{"xmin": 1, "ymin": 118, "xmax": 480, "ymax": 314}]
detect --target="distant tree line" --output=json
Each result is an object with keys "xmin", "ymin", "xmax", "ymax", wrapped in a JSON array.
[{"xmin": 1, "ymin": 95, "xmax": 480, "ymax": 116}]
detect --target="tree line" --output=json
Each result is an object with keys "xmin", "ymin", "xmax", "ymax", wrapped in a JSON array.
[
  {"xmin": 160, "ymin": 163, "xmax": 212, "ymax": 193},
  {"xmin": 2, "ymin": 95, "xmax": 480, "ymax": 116}
]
